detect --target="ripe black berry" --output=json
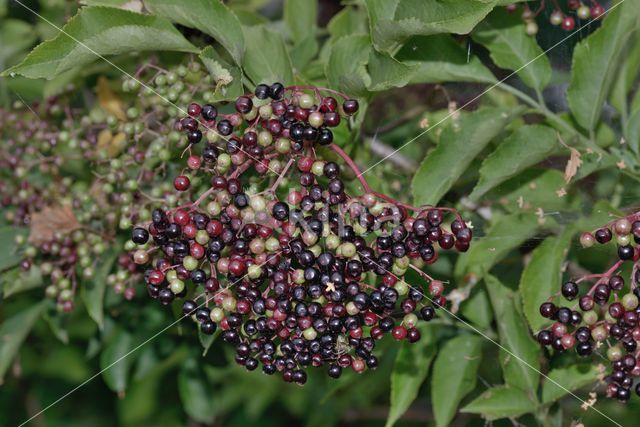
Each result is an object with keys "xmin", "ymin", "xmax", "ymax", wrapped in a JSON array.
[{"xmin": 132, "ymin": 227, "xmax": 149, "ymax": 244}]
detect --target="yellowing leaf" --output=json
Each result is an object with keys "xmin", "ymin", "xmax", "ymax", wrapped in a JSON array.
[
  {"xmin": 97, "ymin": 129, "xmax": 127, "ymax": 157},
  {"xmin": 97, "ymin": 77, "xmax": 127, "ymax": 121}
]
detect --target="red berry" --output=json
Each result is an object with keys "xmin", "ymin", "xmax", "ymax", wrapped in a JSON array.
[
  {"xmin": 187, "ymin": 103, "xmax": 202, "ymax": 117},
  {"xmin": 187, "ymin": 155, "xmax": 202, "ymax": 170},
  {"xmin": 591, "ymin": 5, "xmax": 604, "ymax": 19},
  {"xmin": 562, "ymin": 16, "xmax": 576, "ymax": 31},
  {"xmin": 174, "ymin": 175, "xmax": 190, "ymax": 191},
  {"xmin": 391, "ymin": 326, "xmax": 407, "ymax": 341}
]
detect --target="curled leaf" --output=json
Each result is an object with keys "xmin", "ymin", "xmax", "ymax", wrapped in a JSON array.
[
  {"xmin": 28, "ymin": 205, "xmax": 81, "ymax": 245},
  {"xmin": 564, "ymin": 147, "xmax": 583, "ymax": 184}
]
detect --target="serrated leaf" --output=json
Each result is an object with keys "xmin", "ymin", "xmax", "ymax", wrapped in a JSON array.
[
  {"xmin": 386, "ymin": 325, "xmax": 436, "ymax": 427},
  {"xmin": 241, "ymin": 25, "xmax": 293, "ymax": 86},
  {"xmin": 3, "ymin": 6, "xmax": 197, "ymax": 79},
  {"xmin": 2, "ymin": 266, "xmax": 43, "ymax": 298},
  {"xmin": 541, "ymin": 365, "xmax": 599, "ymax": 404},
  {"xmin": 396, "ymin": 34, "xmax": 496, "ymax": 84},
  {"xmin": 365, "ymin": 0, "xmax": 497, "ymax": 53},
  {"xmin": 0, "ymin": 227, "xmax": 28, "ymax": 272},
  {"xmin": 0, "ymin": 301, "xmax": 46, "ymax": 383},
  {"xmin": 454, "ymin": 213, "xmax": 539, "ymax": 282},
  {"xmin": 485, "ymin": 275, "xmax": 540, "ymax": 395},
  {"xmin": 411, "ymin": 107, "xmax": 518, "ymax": 207},
  {"xmin": 566, "ymin": 2, "xmax": 640, "ymax": 131},
  {"xmin": 82, "ymin": 251, "xmax": 117, "ymax": 330},
  {"xmin": 143, "ymin": 0, "xmax": 244, "ymax": 64},
  {"xmin": 471, "ymin": 8, "xmax": 551, "ymax": 92},
  {"xmin": 284, "ymin": 0, "xmax": 317, "ymax": 41},
  {"xmin": 432, "ymin": 335, "xmax": 483, "ymax": 427},
  {"xmin": 326, "ymin": 34, "xmax": 371, "ymax": 97},
  {"xmin": 100, "ymin": 328, "xmax": 136, "ymax": 394},
  {"xmin": 461, "ymin": 385, "xmax": 534, "ymax": 421},
  {"xmin": 178, "ymin": 357, "xmax": 217, "ymax": 423},
  {"xmin": 520, "ymin": 229, "xmax": 574, "ymax": 332},
  {"xmin": 199, "ymin": 46, "xmax": 244, "ymax": 101},
  {"xmin": 470, "ymin": 125, "xmax": 557, "ymax": 200}
]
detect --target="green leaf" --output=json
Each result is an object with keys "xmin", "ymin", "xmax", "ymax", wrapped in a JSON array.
[
  {"xmin": 566, "ymin": 2, "xmax": 640, "ymax": 131},
  {"xmin": 2, "ymin": 266, "xmax": 44, "ymax": 298},
  {"xmin": 327, "ymin": 6, "xmax": 368, "ymax": 39},
  {"xmin": 454, "ymin": 213, "xmax": 539, "ymax": 282},
  {"xmin": 143, "ymin": 0, "xmax": 244, "ymax": 64},
  {"xmin": 460, "ymin": 288, "xmax": 493, "ymax": 330},
  {"xmin": 627, "ymin": 105, "xmax": 640, "ymax": 154},
  {"xmin": 411, "ymin": 107, "xmax": 518, "ymax": 207},
  {"xmin": 366, "ymin": 50, "xmax": 415, "ymax": 91},
  {"xmin": 520, "ymin": 229, "xmax": 574, "ymax": 332},
  {"xmin": 290, "ymin": 34, "xmax": 319, "ymax": 71},
  {"xmin": 486, "ymin": 169, "xmax": 568, "ymax": 213},
  {"xmin": 82, "ymin": 251, "xmax": 117, "ymax": 330},
  {"xmin": 610, "ymin": 37, "xmax": 640, "ymax": 122},
  {"xmin": 471, "ymin": 8, "xmax": 551, "ymax": 92},
  {"xmin": 198, "ymin": 327, "xmax": 220, "ymax": 356},
  {"xmin": 241, "ymin": 25, "xmax": 294, "ymax": 86},
  {"xmin": 0, "ymin": 19, "xmax": 38, "ymax": 66},
  {"xmin": 284, "ymin": 0, "xmax": 317, "ymax": 41},
  {"xmin": 0, "ymin": 227, "xmax": 28, "ymax": 272},
  {"xmin": 365, "ymin": 0, "xmax": 497, "ymax": 53},
  {"xmin": 3, "ymin": 7, "xmax": 197, "ymax": 79},
  {"xmin": 43, "ymin": 307, "xmax": 69, "ymax": 344},
  {"xmin": 100, "ymin": 328, "xmax": 136, "ymax": 394},
  {"xmin": 461, "ymin": 385, "xmax": 535, "ymax": 421},
  {"xmin": 0, "ymin": 301, "xmax": 46, "ymax": 383},
  {"xmin": 432, "ymin": 335, "xmax": 483, "ymax": 427},
  {"xmin": 178, "ymin": 356, "xmax": 217, "ymax": 423},
  {"xmin": 469, "ymin": 125, "xmax": 557, "ymax": 200},
  {"xmin": 326, "ymin": 35, "xmax": 371, "ymax": 97},
  {"xmin": 199, "ymin": 46, "xmax": 244, "ymax": 101},
  {"xmin": 395, "ymin": 35, "xmax": 496, "ymax": 84},
  {"xmin": 541, "ymin": 364, "xmax": 599, "ymax": 404},
  {"xmin": 485, "ymin": 275, "xmax": 540, "ymax": 396},
  {"xmin": 386, "ymin": 325, "xmax": 437, "ymax": 427}
]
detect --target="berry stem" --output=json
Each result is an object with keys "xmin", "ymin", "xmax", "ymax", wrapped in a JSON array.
[
  {"xmin": 328, "ymin": 143, "xmax": 372, "ymax": 193},
  {"xmin": 284, "ymin": 86, "xmax": 349, "ymax": 100}
]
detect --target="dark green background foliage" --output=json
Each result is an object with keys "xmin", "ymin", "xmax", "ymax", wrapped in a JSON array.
[{"xmin": 1, "ymin": 0, "xmax": 640, "ymax": 426}]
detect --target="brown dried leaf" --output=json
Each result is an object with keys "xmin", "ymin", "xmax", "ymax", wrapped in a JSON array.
[
  {"xmin": 29, "ymin": 205, "xmax": 81, "ymax": 245},
  {"xmin": 564, "ymin": 147, "xmax": 583, "ymax": 184},
  {"xmin": 97, "ymin": 76, "xmax": 127, "ymax": 121}
]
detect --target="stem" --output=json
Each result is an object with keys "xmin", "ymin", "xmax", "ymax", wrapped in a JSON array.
[
  {"xmin": 328, "ymin": 143, "xmax": 372, "ymax": 193},
  {"xmin": 285, "ymin": 85, "xmax": 349, "ymax": 99}
]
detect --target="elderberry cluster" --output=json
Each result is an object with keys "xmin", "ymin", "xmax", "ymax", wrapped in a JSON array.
[
  {"xmin": 508, "ymin": 0, "xmax": 606, "ymax": 36},
  {"xmin": 537, "ymin": 215, "xmax": 640, "ymax": 402},
  {"xmin": 129, "ymin": 83, "xmax": 473, "ymax": 383}
]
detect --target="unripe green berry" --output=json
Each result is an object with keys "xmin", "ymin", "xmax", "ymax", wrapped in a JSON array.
[{"xmin": 183, "ymin": 256, "xmax": 198, "ymax": 271}]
